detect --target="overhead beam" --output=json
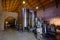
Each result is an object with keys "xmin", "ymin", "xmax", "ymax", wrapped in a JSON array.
[{"xmin": 54, "ymin": 0, "xmax": 58, "ymax": 8}]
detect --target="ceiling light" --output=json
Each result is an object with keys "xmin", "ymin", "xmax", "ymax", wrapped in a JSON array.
[
  {"xmin": 36, "ymin": 6, "xmax": 39, "ymax": 9},
  {"xmin": 23, "ymin": 1, "xmax": 25, "ymax": 4},
  {"xmin": 6, "ymin": 21, "xmax": 8, "ymax": 24}
]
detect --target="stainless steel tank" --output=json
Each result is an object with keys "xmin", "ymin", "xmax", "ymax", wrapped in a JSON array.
[
  {"xmin": 22, "ymin": 8, "xmax": 29, "ymax": 27},
  {"xmin": 29, "ymin": 10, "xmax": 36, "ymax": 28}
]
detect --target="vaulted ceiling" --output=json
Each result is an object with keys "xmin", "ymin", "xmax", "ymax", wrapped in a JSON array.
[{"xmin": 2, "ymin": 0, "xmax": 59, "ymax": 13}]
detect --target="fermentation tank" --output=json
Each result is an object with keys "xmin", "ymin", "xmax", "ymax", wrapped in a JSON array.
[
  {"xmin": 29, "ymin": 10, "xmax": 36, "ymax": 28},
  {"xmin": 22, "ymin": 8, "xmax": 29, "ymax": 27},
  {"xmin": 22, "ymin": 8, "xmax": 36, "ymax": 29}
]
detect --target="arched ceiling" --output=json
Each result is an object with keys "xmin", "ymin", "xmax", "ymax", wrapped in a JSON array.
[{"xmin": 2, "ymin": 0, "xmax": 59, "ymax": 13}]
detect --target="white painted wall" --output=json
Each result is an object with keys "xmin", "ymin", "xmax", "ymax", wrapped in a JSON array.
[{"xmin": 37, "ymin": 5, "xmax": 60, "ymax": 26}]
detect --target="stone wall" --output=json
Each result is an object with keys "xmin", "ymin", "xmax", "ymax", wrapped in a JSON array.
[
  {"xmin": 0, "ymin": 0, "xmax": 18, "ymax": 30},
  {"xmin": 0, "ymin": 12, "xmax": 18, "ymax": 30}
]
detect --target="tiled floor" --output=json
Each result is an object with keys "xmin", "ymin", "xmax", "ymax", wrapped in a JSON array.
[{"xmin": 0, "ymin": 30, "xmax": 36, "ymax": 40}]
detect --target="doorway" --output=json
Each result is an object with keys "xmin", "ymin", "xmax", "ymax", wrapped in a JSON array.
[{"xmin": 4, "ymin": 17, "xmax": 16, "ymax": 31}]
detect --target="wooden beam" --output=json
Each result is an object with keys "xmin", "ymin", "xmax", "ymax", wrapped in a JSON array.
[
  {"xmin": 6, "ymin": 0, "xmax": 9, "ymax": 11},
  {"xmin": 12, "ymin": 0, "xmax": 18, "ymax": 11},
  {"xmin": 3, "ymin": 0, "xmax": 6, "ymax": 11},
  {"xmin": 10, "ymin": 0, "xmax": 14, "ymax": 11},
  {"xmin": 54, "ymin": 0, "xmax": 58, "ymax": 8}
]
